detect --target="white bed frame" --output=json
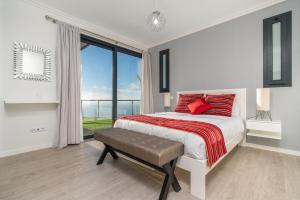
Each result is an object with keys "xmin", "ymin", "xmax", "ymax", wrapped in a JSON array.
[{"xmin": 176, "ymin": 88, "xmax": 246, "ymax": 200}]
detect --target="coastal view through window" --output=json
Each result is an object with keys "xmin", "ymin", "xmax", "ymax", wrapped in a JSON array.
[{"xmin": 80, "ymin": 39, "xmax": 141, "ymax": 138}]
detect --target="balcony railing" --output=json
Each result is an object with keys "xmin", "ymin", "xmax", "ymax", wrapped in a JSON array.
[{"xmin": 80, "ymin": 99, "xmax": 141, "ymax": 118}]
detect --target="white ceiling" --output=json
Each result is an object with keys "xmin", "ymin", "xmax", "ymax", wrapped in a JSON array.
[{"xmin": 34, "ymin": 0, "xmax": 284, "ymax": 48}]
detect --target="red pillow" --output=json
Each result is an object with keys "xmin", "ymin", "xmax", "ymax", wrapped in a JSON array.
[
  {"xmin": 187, "ymin": 98, "xmax": 211, "ymax": 115},
  {"xmin": 203, "ymin": 94, "xmax": 236, "ymax": 117},
  {"xmin": 174, "ymin": 94, "xmax": 204, "ymax": 113}
]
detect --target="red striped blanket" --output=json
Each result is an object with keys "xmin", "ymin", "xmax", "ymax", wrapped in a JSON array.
[{"xmin": 120, "ymin": 115, "xmax": 227, "ymax": 167}]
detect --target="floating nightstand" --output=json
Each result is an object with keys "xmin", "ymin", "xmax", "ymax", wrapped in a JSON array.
[{"xmin": 246, "ymin": 119, "xmax": 282, "ymax": 140}]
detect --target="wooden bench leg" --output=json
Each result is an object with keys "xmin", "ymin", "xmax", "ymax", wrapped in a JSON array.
[
  {"xmin": 170, "ymin": 159, "xmax": 181, "ymax": 192},
  {"xmin": 108, "ymin": 146, "xmax": 119, "ymax": 159},
  {"xmin": 159, "ymin": 158, "xmax": 181, "ymax": 200},
  {"xmin": 159, "ymin": 168, "xmax": 171, "ymax": 200},
  {"xmin": 97, "ymin": 146, "xmax": 109, "ymax": 165},
  {"xmin": 97, "ymin": 145, "xmax": 118, "ymax": 165}
]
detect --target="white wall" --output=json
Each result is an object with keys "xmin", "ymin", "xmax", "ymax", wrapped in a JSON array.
[
  {"xmin": 0, "ymin": 0, "xmax": 58, "ymax": 157},
  {"xmin": 0, "ymin": 0, "xmax": 146, "ymax": 157},
  {"xmin": 0, "ymin": 0, "xmax": 5, "ymax": 152}
]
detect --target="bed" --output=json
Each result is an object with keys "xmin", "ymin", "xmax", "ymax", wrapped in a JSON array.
[{"xmin": 114, "ymin": 88, "xmax": 246, "ymax": 200}]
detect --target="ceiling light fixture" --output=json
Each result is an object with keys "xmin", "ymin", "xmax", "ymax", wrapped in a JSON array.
[{"xmin": 147, "ymin": 0, "xmax": 166, "ymax": 32}]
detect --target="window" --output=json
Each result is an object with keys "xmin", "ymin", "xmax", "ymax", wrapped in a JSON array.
[
  {"xmin": 80, "ymin": 35, "xmax": 142, "ymax": 139},
  {"xmin": 159, "ymin": 49, "xmax": 170, "ymax": 93},
  {"xmin": 117, "ymin": 52, "xmax": 141, "ymax": 117},
  {"xmin": 263, "ymin": 11, "xmax": 292, "ymax": 87}
]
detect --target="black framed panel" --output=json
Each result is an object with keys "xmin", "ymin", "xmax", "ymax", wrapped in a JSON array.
[
  {"xmin": 159, "ymin": 49, "xmax": 170, "ymax": 93},
  {"xmin": 117, "ymin": 46, "xmax": 142, "ymax": 58},
  {"xmin": 81, "ymin": 34, "xmax": 114, "ymax": 51},
  {"xmin": 80, "ymin": 34, "xmax": 142, "ymax": 138},
  {"xmin": 81, "ymin": 34, "xmax": 142, "ymax": 58},
  {"xmin": 112, "ymin": 47, "xmax": 118, "ymax": 123},
  {"xmin": 263, "ymin": 11, "xmax": 292, "ymax": 87}
]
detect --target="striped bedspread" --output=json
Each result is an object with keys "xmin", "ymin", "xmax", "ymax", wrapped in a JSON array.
[{"xmin": 120, "ymin": 115, "xmax": 227, "ymax": 167}]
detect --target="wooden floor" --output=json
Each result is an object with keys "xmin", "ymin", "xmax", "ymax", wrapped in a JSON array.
[{"xmin": 0, "ymin": 141, "xmax": 300, "ymax": 200}]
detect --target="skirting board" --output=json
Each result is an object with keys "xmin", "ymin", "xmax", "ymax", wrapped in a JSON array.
[
  {"xmin": 244, "ymin": 142, "xmax": 300, "ymax": 157},
  {"xmin": 1, "ymin": 141, "xmax": 299, "ymax": 160},
  {"xmin": 0, "ymin": 143, "xmax": 53, "ymax": 158}
]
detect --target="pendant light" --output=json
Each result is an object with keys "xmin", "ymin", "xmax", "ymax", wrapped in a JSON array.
[{"xmin": 146, "ymin": 0, "xmax": 166, "ymax": 32}]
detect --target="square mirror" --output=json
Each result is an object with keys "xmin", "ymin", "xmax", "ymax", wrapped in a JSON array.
[{"xmin": 13, "ymin": 42, "xmax": 51, "ymax": 81}]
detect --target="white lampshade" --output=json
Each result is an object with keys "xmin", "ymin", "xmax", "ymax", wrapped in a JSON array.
[
  {"xmin": 164, "ymin": 93, "xmax": 171, "ymax": 107},
  {"xmin": 256, "ymin": 88, "xmax": 270, "ymax": 111}
]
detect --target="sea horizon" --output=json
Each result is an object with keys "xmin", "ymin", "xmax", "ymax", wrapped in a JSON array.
[{"xmin": 81, "ymin": 100, "xmax": 140, "ymax": 118}]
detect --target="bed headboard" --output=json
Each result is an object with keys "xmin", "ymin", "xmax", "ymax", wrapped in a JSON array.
[{"xmin": 177, "ymin": 88, "xmax": 246, "ymax": 120}]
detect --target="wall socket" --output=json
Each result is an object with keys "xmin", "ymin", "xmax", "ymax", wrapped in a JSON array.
[{"xmin": 30, "ymin": 127, "xmax": 46, "ymax": 134}]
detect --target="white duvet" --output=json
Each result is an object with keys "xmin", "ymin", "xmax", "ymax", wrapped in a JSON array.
[{"xmin": 114, "ymin": 112, "xmax": 245, "ymax": 160}]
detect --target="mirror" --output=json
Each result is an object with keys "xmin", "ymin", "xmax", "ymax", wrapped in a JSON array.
[
  {"xmin": 263, "ymin": 11, "xmax": 292, "ymax": 87},
  {"xmin": 159, "ymin": 49, "xmax": 169, "ymax": 93},
  {"xmin": 272, "ymin": 22, "xmax": 281, "ymax": 81},
  {"xmin": 162, "ymin": 53, "xmax": 167, "ymax": 88},
  {"xmin": 13, "ymin": 42, "xmax": 51, "ymax": 81}
]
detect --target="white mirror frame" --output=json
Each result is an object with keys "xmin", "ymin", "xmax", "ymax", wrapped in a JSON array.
[{"xmin": 13, "ymin": 42, "xmax": 51, "ymax": 81}]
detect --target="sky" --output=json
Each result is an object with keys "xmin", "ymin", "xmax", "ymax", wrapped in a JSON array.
[{"xmin": 81, "ymin": 44, "xmax": 141, "ymax": 101}]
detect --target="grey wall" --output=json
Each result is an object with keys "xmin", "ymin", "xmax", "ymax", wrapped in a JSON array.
[{"xmin": 149, "ymin": 0, "xmax": 300, "ymax": 151}]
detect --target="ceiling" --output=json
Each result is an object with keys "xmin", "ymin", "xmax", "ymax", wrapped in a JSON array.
[{"xmin": 34, "ymin": 0, "xmax": 284, "ymax": 48}]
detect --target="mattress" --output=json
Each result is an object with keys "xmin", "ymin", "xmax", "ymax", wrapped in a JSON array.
[{"xmin": 114, "ymin": 112, "xmax": 245, "ymax": 160}]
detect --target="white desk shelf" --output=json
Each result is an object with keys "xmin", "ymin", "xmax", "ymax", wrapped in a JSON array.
[
  {"xmin": 246, "ymin": 119, "xmax": 282, "ymax": 140},
  {"xmin": 4, "ymin": 100, "xmax": 60, "ymax": 104}
]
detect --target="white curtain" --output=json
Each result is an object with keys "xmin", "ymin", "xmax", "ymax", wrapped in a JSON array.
[
  {"xmin": 141, "ymin": 51, "xmax": 154, "ymax": 114},
  {"xmin": 56, "ymin": 23, "xmax": 82, "ymax": 148}
]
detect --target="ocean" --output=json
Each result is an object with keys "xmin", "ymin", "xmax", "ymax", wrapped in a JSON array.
[{"xmin": 81, "ymin": 100, "xmax": 140, "ymax": 118}]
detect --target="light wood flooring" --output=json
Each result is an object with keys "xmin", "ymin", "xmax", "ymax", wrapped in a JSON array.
[{"xmin": 0, "ymin": 140, "xmax": 300, "ymax": 200}]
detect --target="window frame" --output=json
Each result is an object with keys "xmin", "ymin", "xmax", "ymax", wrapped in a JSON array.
[
  {"xmin": 80, "ymin": 34, "xmax": 142, "ymax": 135},
  {"xmin": 263, "ymin": 11, "xmax": 292, "ymax": 88},
  {"xmin": 159, "ymin": 49, "xmax": 170, "ymax": 93}
]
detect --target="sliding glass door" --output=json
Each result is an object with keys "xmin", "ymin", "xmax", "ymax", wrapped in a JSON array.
[
  {"xmin": 80, "ymin": 35, "xmax": 142, "ymax": 139},
  {"xmin": 81, "ymin": 39, "xmax": 114, "ymax": 138},
  {"xmin": 117, "ymin": 51, "xmax": 142, "ymax": 117}
]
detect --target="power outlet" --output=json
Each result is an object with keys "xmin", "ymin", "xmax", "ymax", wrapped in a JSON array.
[{"xmin": 30, "ymin": 127, "xmax": 46, "ymax": 134}]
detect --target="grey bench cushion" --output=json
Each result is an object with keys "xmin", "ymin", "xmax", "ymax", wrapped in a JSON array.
[{"xmin": 94, "ymin": 128, "xmax": 184, "ymax": 167}]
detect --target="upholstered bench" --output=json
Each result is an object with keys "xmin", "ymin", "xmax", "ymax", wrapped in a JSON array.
[{"xmin": 94, "ymin": 128, "xmax": 184, "ymax": 200}]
